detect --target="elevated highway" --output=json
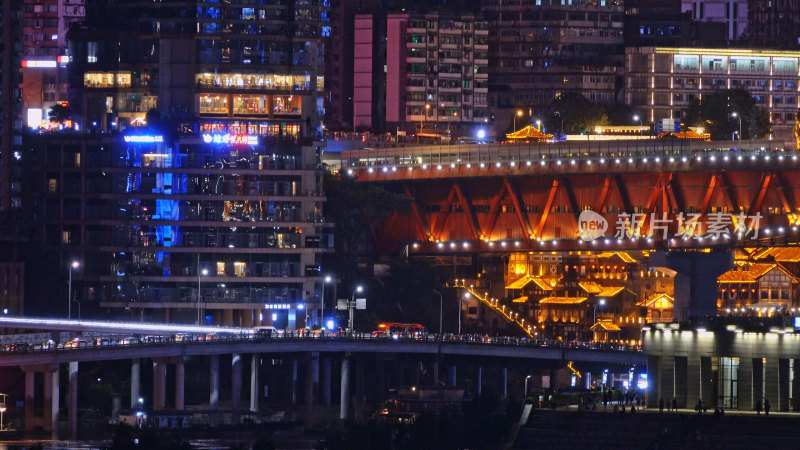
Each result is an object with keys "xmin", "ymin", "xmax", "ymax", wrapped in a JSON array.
[
  {"xmin": 0, "ymin": 335, "xmax": 644, "ymax": 367},
  {"xmin": 2, "ymin": 316, "xmax": 643, "ymax": 439}
]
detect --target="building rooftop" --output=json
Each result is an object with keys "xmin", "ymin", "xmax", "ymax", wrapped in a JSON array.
[
  {"xmin": 539, "ymin": 297, "xmax": 588, "ymax": 305},
  {"xmin": 591, "ymin": 320, "xmax": 621, "ymax": 332},
  {"xmin": 717, "ymin": 263, "xmax": 783, "ymax": 283},
  {"xmin": 636, "ymin": 293, "xmax": 674, "ymax": 308}
]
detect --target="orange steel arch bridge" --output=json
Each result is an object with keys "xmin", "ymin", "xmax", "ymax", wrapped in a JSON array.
[{"xmin": 341, "ymin": 139, "xmax": 800, "ymax": 255}]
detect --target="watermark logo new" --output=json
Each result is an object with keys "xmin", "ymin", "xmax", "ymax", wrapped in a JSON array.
[{"xmin": 578, "ymin": 210, "xmax": 608, "ymax": 241}]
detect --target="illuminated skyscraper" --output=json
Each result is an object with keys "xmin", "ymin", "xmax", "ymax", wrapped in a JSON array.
[
  {"xmin": 34, "ymin": 0, "xmax": 331, "ymax": 327},
  {"xmin": 67, "ymin": 0, "xmax": 326, "ymax": 139}
]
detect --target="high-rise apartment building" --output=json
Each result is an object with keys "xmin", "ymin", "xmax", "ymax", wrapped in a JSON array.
[
  {"xmin": 626, "ymin": 46, "xmax": 800, "ymax": 144},
  {"xmin": 483, "ymin": 0, "xmax": 625, "ymax": 124},
  {"xmin": 747, "ymin": 0, "xmax": 800, "ymax": 49},
  {"xmin": 20, "ymin": 0, "xmax": 84, "ymax": 128},
  {"xmin": 34, "ymin": 0, "xmax": 332, "ymax": 327},
  {"xmin": 67, "ymin": 0, "xmax": 326, "ymax": 138},
  {"xmin": 385, "ymin": 12, "xmax": 489, "ymax": 137},
  {"xmin": 324, "ymin": 0, "xmax": 355, "ymax": 132},
  {"xmin": 1, "ymin": 0, "xmax": 23, "ymax": 212},
  {"xmin": 682, "ymin": 0, "xmax": 747, "ymax": 40}
]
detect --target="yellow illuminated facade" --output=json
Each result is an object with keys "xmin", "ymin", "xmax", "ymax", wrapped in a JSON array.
[{"xmin": 84, "ymin": 72, "xmax": 132, "ymax": 88}]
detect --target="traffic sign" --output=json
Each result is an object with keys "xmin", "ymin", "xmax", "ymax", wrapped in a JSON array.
[
  {"xmin": 337, "ymin": 299, "xmax": 348, "ymax": 310},
  {"xmin": 355, "ymin": 298, "xmax": 366, "ymax": 310}
]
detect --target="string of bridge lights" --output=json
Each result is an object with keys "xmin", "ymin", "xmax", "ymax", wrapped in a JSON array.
[
  {"xmin": 457, "ymin": 282, "xmax": 535, "ymax": 338},
  {"xmin": 344, "ymin": 149, "xmax": 799, "ymax": 177},
  {"xmin": 411, "ymin": 224, "xmax": 800, "ymax": 252}
]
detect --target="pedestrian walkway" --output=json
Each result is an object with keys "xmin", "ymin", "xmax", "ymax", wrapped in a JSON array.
[{"xmin": 514, "ymin": 406, "xmax": 800, "ymax": 449}]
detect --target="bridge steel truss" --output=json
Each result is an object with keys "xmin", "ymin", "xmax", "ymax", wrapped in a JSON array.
[{"xmin": 358, "ymin": 158, "xmax": 800, "ymax": 254}]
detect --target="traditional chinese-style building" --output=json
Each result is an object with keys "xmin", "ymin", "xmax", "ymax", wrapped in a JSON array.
[
  {"xmin": 504, "ymin": 250, "xmax": 668, "ymax": 341},
  {"xmin": 717, "ymin": 248, "xmax": 800, "ymax": 314}
]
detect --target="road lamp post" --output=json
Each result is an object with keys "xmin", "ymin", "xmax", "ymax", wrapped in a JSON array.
[
  {"xmin": 418, "ymin": 104, "xmax": 430, "ymax": 143},
  {"xmin": 633, "ymin": 115, "xmax": 643, "ymax": 136},
  {"xmin": 593, "ymin": 298, "xmax": 606, "ymax": 325},
  {"xmin": 731, "ymin": 112, "xmax": 742, "ymax": 141},
  {"xmin": 349, "ymin": 285, "xmax": 363, "ymax": 330},
  {"xmin": 68, "ymin": 260, "xmax": 80, "ymax": 319},
  {"xmin": 321, "ymin": 275, "xmax": 332, "ymax": 327},
  {"xmin": 197, "ymin": 266, "xmax": 208, "ymax": 325},
  {"xmin": 535, "ymin": 120, "xmax": 542, "ymax": 132},
  {"xmin": 514, "ymin": 110, "xmax": 523, "ymax": 132},
  {"xmin": 459, "ymin": 291, "xmax": 469, "ymax": 334},
  {"xmin": 524, "ymin": 375, "xmax": 532, "ymax": 398},
  {"xmin": 433, "ymin": 289, "xmax": 443, "ymax": 335}
]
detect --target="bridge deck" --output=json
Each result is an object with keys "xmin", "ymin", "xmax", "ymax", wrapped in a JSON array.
[{"xmin": 0, "ymin": 336, "xmax": 644, "ymax": 367}]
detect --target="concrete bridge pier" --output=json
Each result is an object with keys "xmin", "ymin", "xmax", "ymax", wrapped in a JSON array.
[
  {"xmin": 321, "ymin": 357, "xmax": 332, "ymax": 407},
  {"xmin": 24, "ymin": 369, "xmax": 33, "ymax": 431},
  {"xmin": 376, "ymin": 359, "xmax": 386, "ymax": 399},
  {"xmin": 340, "ymin": 355, "xmax": 351, "ymax": 420},
  {"xmin": 250, "ymin": 354, "xmax": 259, "ymax": 412},
  {"xmin": 46, "ymin": 364, "xmax": 59, "ymax": 440},
  {"xmin": 476, "ymin": 366, "xmax": 482, "ymax": 395},
  {"xmin": 290, "ymin": 359, "xmax": 298, "ymax": 405},
  {"xmin": 209, "ymin": 355, "xmax": 219, "ymax": 426},
  {"xmin": 355, "ymin": 357, "xmax": 366, "ymax": 410},
  {"xmin": 650, "ymin": 250, "xmax": 733, "ymax": 321},
  {"xmin": 152, "ymin": 358, "xmax": 167, "ymax": 410},
  {"xmin": 130, "ymin": 359, "xmax": 140, "ymax": 409},
  {"xmin": 304, "ymin": 352, "xmax": 318, "ymax": 426},
  {"xmin": 409, "ymin": 360, "xmax": 420, "ymax": 386},
  {"xmin": 448, "ymin": 365, "xmax": 457, "ymax": 387},
  {"xmin": 68, "ymin": 361, "xmax": 78, "ymax": 440},
  {"xmin": 22, "ymin": 364, "xmax": 60, "ymax": 437},
  {"xmin": 232, "ymin": 353, "xmax": 242, "ymax": 424},
  {"xmin": 392, "ymin": 360, "xmax": 404, "ymax": 387},
  {"xmin": 432, "ymin": 358, "xmax": 440, "ymax": 386},
  {"xmin": 175, "ymin": 358, "xmax": 185, "ymax": 410},
  {"xmin": 502, "ymin": 367, "xmax": 508, "ymax": 398}
]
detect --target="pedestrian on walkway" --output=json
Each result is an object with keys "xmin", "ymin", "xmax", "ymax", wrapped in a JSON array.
[
  {"xmin": 755, "ymin": 398, "xmax": 762, "ymax": 415},
  {"xmin": 672, "ymin": 397, "xmax": 677, "ymax": 412},
  {"xmin": 659, "ymin": 398, "xmax": 665, "ymax": 413},
  {"xmin": 765, "ymin": 398, "xmax": 771, "ymax": 415}
]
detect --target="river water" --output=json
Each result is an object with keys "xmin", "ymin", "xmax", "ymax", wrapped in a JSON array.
[{"xmin": 0, "ymin": 437, "xmax": 320, "ymax": 449}]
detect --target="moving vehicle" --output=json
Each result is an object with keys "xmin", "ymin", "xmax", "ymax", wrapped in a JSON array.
[
  {"xmin": 373, "ymin": 323, "xmax": 426, "ymax": 338},
  {"xmin": 254, "ymin": 326, "xmax": 278, "ymax": 338}
]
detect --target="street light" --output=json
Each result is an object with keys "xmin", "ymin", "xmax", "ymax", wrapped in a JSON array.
[
  {"xmin": 433, "ymin": 289, "xmax": 443, "ymax": 335},
  {"xmin": 349, "ymin": 285, "xmax": 364, "ymax": 330},
  {"xmin": 535, "ymin": 120, "xmax": 542, "ymax": 132},
  {"xmin": 731, "ymin": 112, "xmax": 742, "ymax": 141},
  {"xmin": 321, "ymin": 275, "xmax": 332, "ymax": 327},
  {"xmin": 593, "ymin": 298, "xmax": 606, "ymax": 325},
  {"xmin": 460, "ymin": 291, "xmax": 470, "ymax": 334},
  {"xmin": 197, "ymin": 267, "xmax": 209, "ymax": 325},
  {"xmin": 514, "ymin": 110, "xmax": 523, "ymax": 132},
  {"xmin": 633, "ymin": 115, "xmax": 643, "ymax": 136},
  {"xmin": 417, "ymin": 105, "xmax": 430, "ymax": 143},
  {"xmin": 68, "ymin": 260, "xmax": 80, "ymax": 319},
  {"xmin": 524, "ymin": 375, "xmax": 532, "ymax": 399}
]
